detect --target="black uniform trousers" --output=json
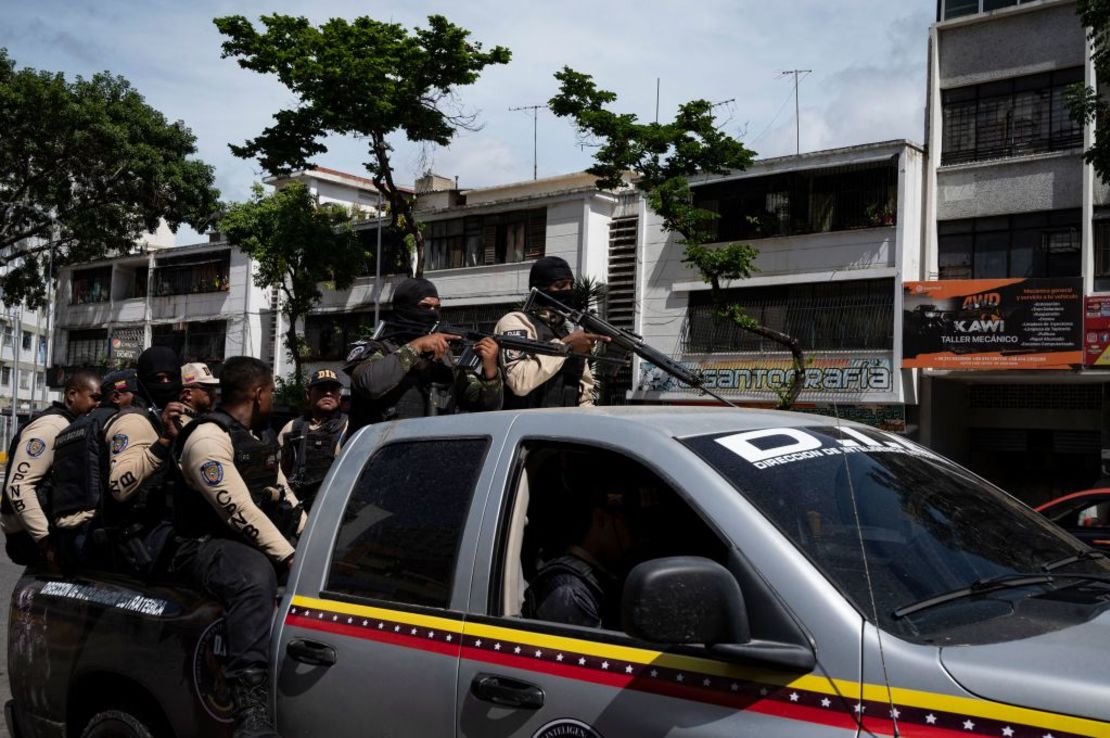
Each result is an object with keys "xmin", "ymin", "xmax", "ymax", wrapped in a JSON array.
[{"xmin": 172, "ymin": 537, "xmax": 278, "ymax": 677}]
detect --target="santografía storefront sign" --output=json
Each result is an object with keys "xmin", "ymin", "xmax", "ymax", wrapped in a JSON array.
[
  {"xmin": 902, "ymin": 278, "xmax": 1083, "ymax": 370},
  {"xmin": 637, "ymin": 354, "xmax": 895, "ymax": 401}
]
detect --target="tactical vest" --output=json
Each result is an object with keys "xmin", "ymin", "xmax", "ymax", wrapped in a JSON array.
[
  {"xmin": 49, "ymin": 406, "xmax": 120, "ymax": 520},
  {"xmin": 173, "ymin": 410, "xmax": 280, "ymax": 541},
  {"xmin": 349, "ymin": 339, "xmax": 457, "ymax": 431},
  {"xmin": 522, "ymin": 553, "xmax": 617, "ymax": 628},
  {"xmin": 1, "ymin": 402, "xmax": 76, "ymax": 518},
  {"xmin": 502, "ymin": 312, "xmax": 585, "ymax": 410},
  {"xmin": 280, "ymin": 414, "xmax": 346, "ymax": 507}
]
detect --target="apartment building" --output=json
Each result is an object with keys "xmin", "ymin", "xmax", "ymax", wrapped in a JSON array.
[
  {"xmin": 631, "ymin": 140, "xmax": 926, "ymax": 432},
  {"xmin": 917, "ymin": 0, "xmax": 1101, "ymax": 502},
  {"xmin": 299, "ymin": 172, "xmax": 623, "ymax": 384}
]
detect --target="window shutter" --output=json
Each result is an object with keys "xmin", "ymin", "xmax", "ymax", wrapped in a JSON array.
[
  {"xmin": 525, "ymin": 210, "xmax": 546, "ymax": 259},
  {"xmin": 482, "ymin": 223, "xmax": 498, "ymax": 265}
]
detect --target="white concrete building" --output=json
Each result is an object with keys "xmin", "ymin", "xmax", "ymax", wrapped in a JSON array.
[
  {"xmin": 631, "ymin": 140, "xmax": 926, "ymax": 431},
  {"xmin": 49, "ymin": 237, "xmax": 269, "ymax": 376},
  {"xmin": 299, "ymin": 172, "xmax": 623, "ymax": 384}
]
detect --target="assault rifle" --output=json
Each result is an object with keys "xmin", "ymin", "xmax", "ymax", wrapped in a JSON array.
[
  {"xmin": 524, "ymin": 288, "xmax": 739, "ymax": 408},
  {"xmin": 368, "ymin": 319, "xmax": 626, "ymax": 372}
]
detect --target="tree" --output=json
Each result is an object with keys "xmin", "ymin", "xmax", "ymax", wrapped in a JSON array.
[
  {"xmin": 213, "ymin": 13, "xmax": 511, "ymax": 277},
  {"xmin": 1068, "ymin": 2, "xmax": 1110, "ymax": 181},
  {"xmin": 220, "ymin": 182, "xmax": 364, "ymax": 382},
  {"xmin": 549, "ymin": 68, "xmax": 806, "ymax": 409},
  {"xmin": 0, "ymin": 49, "xmax": 219, "ymax": 307}
]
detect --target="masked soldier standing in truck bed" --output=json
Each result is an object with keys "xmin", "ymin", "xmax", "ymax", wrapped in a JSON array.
[{"xmin": 344, "ymin": 277, "xmax": 502, "ymax": 434}]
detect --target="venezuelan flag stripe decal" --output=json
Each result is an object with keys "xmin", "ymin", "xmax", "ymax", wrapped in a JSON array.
[{"xmin": 286, "ymin": 596, "xmax": 1108, "ymax": 738}]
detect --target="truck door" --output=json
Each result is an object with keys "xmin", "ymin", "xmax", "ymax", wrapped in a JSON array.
[
  {"xmin": 274, "ymin": 435, "xmax": 498, "ymax": 738},
  {"xmin": 455, "ymin": 417, "xmax": 864, "ymax": 738}
]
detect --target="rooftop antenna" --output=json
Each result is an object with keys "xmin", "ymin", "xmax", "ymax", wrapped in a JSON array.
[
  {"xmin": 655, "ymin": 77, "xmax": 661, "ymax": 123},
  {"xmin": 510, "ymin": 104, "xmax": 547, "ymax": 180},
  {"xmin": 780, "ymin": 69, "xmax": 812, "ymax": 155}
]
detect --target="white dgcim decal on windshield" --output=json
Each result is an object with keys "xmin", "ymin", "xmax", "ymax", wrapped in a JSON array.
[
  {"xmin": 715, "ymin": 428, "xmax": 823, "ymax": 464},
  {"xmin": 716, "ymin": 427, "xmax": 937, "ymax": 470}
]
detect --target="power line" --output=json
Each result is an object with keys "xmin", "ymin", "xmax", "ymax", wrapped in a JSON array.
[{"xmin": 509, "ymin": 104, "xmax": 548, "ymax": 180}]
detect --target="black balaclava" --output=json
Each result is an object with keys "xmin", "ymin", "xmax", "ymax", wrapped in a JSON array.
[
  {"xmin": 136, "ymin": 346, "xmax": 183, "ymax": 410},
  {"xmin": 390, "ymin": 278, "xmax": 441, "ymax": 335},
  {"xmin": 529, "ymin": 256, "xmax": 575, "ymax": 307}
]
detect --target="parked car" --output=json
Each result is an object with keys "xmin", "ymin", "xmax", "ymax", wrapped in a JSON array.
[
  {"xmin": 1036, "ymin": 488, "xmax": 1110, "ymax": 553},
  {"xmin": 8, "ymin": 408, "xmax": 1110, "ymax": 737}
]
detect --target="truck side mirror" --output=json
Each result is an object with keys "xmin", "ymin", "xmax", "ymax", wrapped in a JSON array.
[{"xmin": 621, "ymin": 556, "xmax": 751, "ymax": 646}]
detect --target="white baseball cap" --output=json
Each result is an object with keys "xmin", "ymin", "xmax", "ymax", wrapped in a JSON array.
[{"xmin": 181, "ymin": 362, "xmax": 220, "ymax": 387}]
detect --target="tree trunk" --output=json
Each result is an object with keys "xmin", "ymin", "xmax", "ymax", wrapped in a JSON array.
[
  {"xmin": 284, "ymin": 313, "xmax": 304, "ymax": 384},
  {"xmin": 737, "ymin": 324, "xmax": 805, "ymax": 410}
]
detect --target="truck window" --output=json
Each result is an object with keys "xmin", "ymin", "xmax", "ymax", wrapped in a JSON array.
[
  {"xmin": 324, "ymin": 438, "xmax": 490, "ymax": 609},
  {"xmin": 498, "ymin": 442, "xmax": 726, "ymax": 633}
]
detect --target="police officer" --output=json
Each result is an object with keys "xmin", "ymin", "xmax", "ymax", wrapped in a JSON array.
[
  {"xmin": 277, "ymin": 368, "xmax": 347, "ymax": 512},
  {"xmin": 180, "ymin": 361, "xmax": 220, "ymax": 416},
  {"xmin": 173, "ymin": 356, "xmax": 304, "ymax": 738},
  {"xmin": 83, "ymin": 347, "xmax": 189, "ymax": 575},
  {"xmin": 495, "ymin": 256, "xmax": 607, "ymax": 408},
  {"xmin": 0, "ymin": 370, "xmax": 100, "ymax": 565},
  {"xmin": 344, "ymin": 277, "xmax": 502, "ymax": 432},
  {"xmin": 100, "ymin": 368, "xmax": 138, "ymax": 409}
]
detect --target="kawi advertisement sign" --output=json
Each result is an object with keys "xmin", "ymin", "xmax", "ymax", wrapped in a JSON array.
[{"xmin": 902, "ymin": 278, "xmax": 1083, "ymax": 370}]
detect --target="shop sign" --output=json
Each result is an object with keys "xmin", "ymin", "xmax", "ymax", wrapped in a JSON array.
[
  {"xmin": 638, "ymin": 355, "xmax": 893, "ymax": 397},
  {"xmin": 110, "ymin": 327, "xmax": 145, "ymax": 363},
  {"xmin": 902, "ymin": 278, "xmax": 1082, "ymax": 370},
  {"xmin": 1084, "ymin": 296, "xmax": 1110, "ymax": 367}
]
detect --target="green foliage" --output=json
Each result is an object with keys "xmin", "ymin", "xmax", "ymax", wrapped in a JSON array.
[
  {"xmin": 274, "ymin": 374, "xmax": 307, "ymax": 410},
  {"xmin": 220, "ymin": 182, "xmax": 364, "ymax": 380},
  {"xmin": 213, "ymin": 13, "xmax": 510, "ymax": 276},
  {"xmin": 550, "ymin": 68, "xmax": 805, "ymax": 408},
  {"xmin": 1070, "ymin": 2, "xmax": 1110, "ymax": 182},
  {"xmin": 0, "ymin": 49, "xmax": 220, "ymax": 307}
]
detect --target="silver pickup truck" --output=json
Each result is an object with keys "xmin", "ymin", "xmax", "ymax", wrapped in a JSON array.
[{"xmin": 9, "ymin": 407, "xmax": 1110, "ymax": 737}]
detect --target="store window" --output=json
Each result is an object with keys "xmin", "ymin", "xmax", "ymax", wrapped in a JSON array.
[
  {"xmin": 152, "ymin": 320, "xmax": 227, "ymax": 363},
  {"xmin": 66, "ymin": 328, "xmax": 108, "ymax": 366},
  {"xmin": 938, "ymin": 210, "xmax": 1081, "ymax": 280}
]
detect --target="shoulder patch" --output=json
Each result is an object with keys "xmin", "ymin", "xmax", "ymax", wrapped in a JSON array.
[
  {"xmin": 502, "ymin": 329, "xmax": 530, "ymax": 362},
  {"xmin": 25, "ymin": 438, "xmax": 46, "ymax": 458},
  {"xmin": 110, "ymin": 433, "xmax": 129, "ymax": 456},
  {"xmin": 503, "ymin": 329, "xmax": 528, "ymax": 338},
  {"xmin": 200, "ymin": 460, "xmax": 224, "ymax": 487},
  {"xmin": 346, "ymin": 344, "xmax": 367, "ymax": 363}
]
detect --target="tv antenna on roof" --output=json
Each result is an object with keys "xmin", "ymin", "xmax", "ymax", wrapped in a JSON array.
[
  {"xmin": 510, "ymin": 104, "xmax": 548, "ymax": 180},
  {"xmin": 780, "ymin": 69, "xmax": 812, "ymax": 155}
]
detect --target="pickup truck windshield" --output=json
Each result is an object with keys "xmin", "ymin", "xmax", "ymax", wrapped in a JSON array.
[{"xmin": 682, "ymin": 425, "xmax": 1110, "ymax": 642}]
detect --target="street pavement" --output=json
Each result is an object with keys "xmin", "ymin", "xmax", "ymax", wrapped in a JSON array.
[{"xmin": 0, "ymin": 557, "xmax": 20, "ymax": 738}]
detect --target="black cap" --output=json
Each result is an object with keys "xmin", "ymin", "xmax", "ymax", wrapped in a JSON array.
[
  {"xmin": 308, "ymin": 368, "xmax": 343, "ymax": 389},
  {"xmin": 102, "ymin": 369, "xmax": 138, "ymax": 394}
]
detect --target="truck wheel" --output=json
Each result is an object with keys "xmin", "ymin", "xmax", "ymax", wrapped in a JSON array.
[{"xmin": 79, "ymin": 709, "xmax": 155, "ymax": 738}]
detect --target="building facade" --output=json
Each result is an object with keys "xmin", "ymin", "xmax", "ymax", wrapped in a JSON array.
[
  {"xmin": 631, "ymin": 141, "xmax": 926, "ymax": 432},
  {"xmin": 917, "ymin": 0, "xmax": 1101, "ymax": 503}
]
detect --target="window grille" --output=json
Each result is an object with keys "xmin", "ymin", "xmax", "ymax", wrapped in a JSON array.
[
  {"xmin": 938, "ymin": 210, "xmax": 1081, "ymax": 279},
  {"xmin": 682, "ymin": 279, "xmax": 894, "ymax": 354},
  {"xmin": 941, "ymin": 69, "xmax": 1084, "ymax": 165}
]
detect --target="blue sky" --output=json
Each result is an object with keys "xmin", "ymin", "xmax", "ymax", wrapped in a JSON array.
[{"xmin": 2, "ymin": 0, "xmax": 936, "ymax": 243}]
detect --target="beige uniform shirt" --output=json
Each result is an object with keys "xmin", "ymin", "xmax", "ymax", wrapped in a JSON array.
[
  {"xmin": 1, "ymin": 413, "xmax": 71, "ymax": 540},
  {"xmin": 494, "ymin": 311, "xmax": 595, "ymax": 407},
  {"xmin": 104, "ymin": 411, "xmax": 168, "ymax": 503},
  {"xmin": 179, "ymin": 422, "xmax": 301, "ymax": 563}
]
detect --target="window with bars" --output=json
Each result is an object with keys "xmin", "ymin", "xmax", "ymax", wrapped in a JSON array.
[
  {"xmin": 1095, "ymin": 216, "xmax": 1110, "ymax": 292},
  {"xmin": 71, "ymin": 267, "xmax": 112, "ymax": 305},
  {"xmin": 152, "ymin": 252, "xmax": 230, "ymax": 296},
  {"xmin": 425, "ymin": 209, "xmax": 545, "ymax": 271},
  {"xmin": 354, "ymin": 226, "xmax": 411, "ymax": 277},
  {"xmin": 941, "ymin": 69, "xmax": 1084, "ymax": 165},
  {"xmin": 683, "ymin": 279, "xmax": 895, "ymax": 354},
  {"xmin": 152, "ymin": 320, "xmax": 227, "ymax": 363},
  {"xmin": 692, "ymin": 162, "xmax": 897, "ymax": 241},
  {"xmin": 66, "ymin": 328, "xmax": 108, "ymax": 366},
  {"xmin": 938, "ymin": 210, "xmax": 1081, "ymax": 280}
]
